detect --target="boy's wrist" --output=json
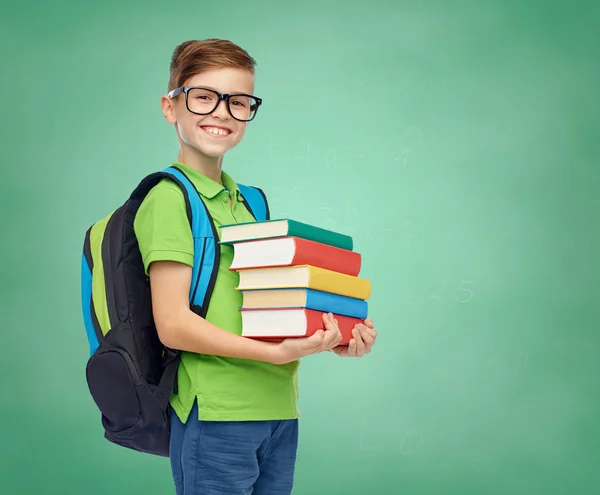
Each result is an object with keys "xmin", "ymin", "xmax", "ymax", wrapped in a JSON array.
[
  {"xmin": 256, "ymin": 340, "xmax": 281, "ymax": 365},
  {"xmin": 230, "ymin": 331, "xmax": 281, "ymax": 364}
]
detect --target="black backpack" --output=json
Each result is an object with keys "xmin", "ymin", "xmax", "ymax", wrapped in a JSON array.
[{"xmin": 80, "ymin": 165, "xmax": 269, "ymax": 456}]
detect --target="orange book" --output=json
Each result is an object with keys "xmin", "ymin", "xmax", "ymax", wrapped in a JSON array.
[
  {"xmin": 239, "ymin": 307, "xmax": 362, "ymax": 345},
  {"xmin": 229, "ymin": 236, "xmax": 361, "ymax": 276}
]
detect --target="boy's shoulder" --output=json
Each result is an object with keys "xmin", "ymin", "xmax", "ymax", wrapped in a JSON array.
[
  {"xmin": 137, "ymin": 176, "xmax": 187, "ymax": 211},
  {"xmin": 148, "ymin": 176, "xmax": 187, "ymax": 197},
  {"xmin": 134, "ymin": 177, "xmax": 188, "ymax": 230}
]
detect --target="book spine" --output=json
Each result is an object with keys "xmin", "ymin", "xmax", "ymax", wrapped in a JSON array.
[
  {"xmin": 308, "ymin": 266, "xmax": 371, "ymax": 300},
  {"xmin": 287, "ymin": 220, "xmax": 354, "ymax": 251},
  {"xmin": 243, "ymin": 309, "xmax": 359, "ymax": 345},
  {"xmin": 291, "ymin": 238, "xmax": 361, "ymax": 276},
  {"xmin": 304, "ymin": 289, "xmax": 368, "ymax": 319}
]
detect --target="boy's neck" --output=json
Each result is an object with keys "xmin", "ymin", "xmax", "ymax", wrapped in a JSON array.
[{"xmin": 177, "ymin": 149, "xmax": 224, "ymax": 185}]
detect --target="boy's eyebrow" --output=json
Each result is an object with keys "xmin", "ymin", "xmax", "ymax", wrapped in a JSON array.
[{"xmin": 192, "ymin": 84, "xmax": 253, "ymax": 95}]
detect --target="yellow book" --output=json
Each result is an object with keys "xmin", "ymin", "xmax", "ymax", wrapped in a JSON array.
[{"xmin": 236, "ymin": 264, "xmax": 371, "ymax": 300}]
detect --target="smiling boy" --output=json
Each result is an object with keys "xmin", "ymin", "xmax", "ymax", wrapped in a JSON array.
[{"xmin": 134, "ymin": 39, "xmax": 377, "ymax": 494}]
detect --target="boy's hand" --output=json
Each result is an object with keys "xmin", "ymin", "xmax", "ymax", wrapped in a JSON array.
[
  {"xmin": 330, "ymin": 318, "xmax": 377, "ymax": 357},
  {"xmin": 268, "ymin": 313, "xmax": 342, "ymax": 365}
]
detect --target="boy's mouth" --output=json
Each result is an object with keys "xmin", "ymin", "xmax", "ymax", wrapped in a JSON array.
[{"xmin": 200, "ymin": 125, "xmax": 232, "ymax": 138}]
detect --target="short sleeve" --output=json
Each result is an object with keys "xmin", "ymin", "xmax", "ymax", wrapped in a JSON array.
[{"xmin": 133, "ymin": 181, "xmax": 194, "ymax": 275}]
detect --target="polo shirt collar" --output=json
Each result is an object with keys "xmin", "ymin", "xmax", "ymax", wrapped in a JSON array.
[{"xmin": 172, "ymin": 161, "xmax": 241, "ymax": 200}]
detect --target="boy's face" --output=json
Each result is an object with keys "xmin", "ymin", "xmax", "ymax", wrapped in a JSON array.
[{"xmin": 163, "ymin": 67, "xmax": 255, "ymax": 160}]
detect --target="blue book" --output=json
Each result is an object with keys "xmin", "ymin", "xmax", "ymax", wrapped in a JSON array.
[{"xmin": 239, "ymin": 288, "xmax": 368, "ymax": 320}]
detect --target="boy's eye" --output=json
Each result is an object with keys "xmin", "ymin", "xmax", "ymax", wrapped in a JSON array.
[
  {"xmin": 189, "ymin": 89, "xmax": 216, "ymax": 101},
  {"xmin": 230, "ymin": 98, "xmax": 248, "ymax": 107}
]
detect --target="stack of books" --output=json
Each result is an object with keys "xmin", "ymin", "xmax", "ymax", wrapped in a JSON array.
[{"xmin": 219, "ymin": 218, "xmax": 371, "ymax": 345}]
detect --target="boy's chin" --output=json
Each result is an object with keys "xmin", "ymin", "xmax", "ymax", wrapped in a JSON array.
[{"xmin": 195, "ymin": 144, "xmax": 230, "ymax": 158}]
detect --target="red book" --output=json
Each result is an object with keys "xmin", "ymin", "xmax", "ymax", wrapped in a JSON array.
[
  {"xmin": 239, "ymin": 307, "xmax": 362, "ymax": 345},
  {"xmin": 229, "ymin": 236, "xmax": 361, "ymax": 276}
]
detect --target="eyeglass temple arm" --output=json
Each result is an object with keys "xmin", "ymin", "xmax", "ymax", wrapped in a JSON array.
[{"xmin": 168, "ymin": 87, "xmax": 185, "ymax": 98}]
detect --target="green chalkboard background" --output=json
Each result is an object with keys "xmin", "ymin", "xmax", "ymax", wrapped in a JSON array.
[{"xmin": 1, "ymin": 0, "xmax": 599, "ymax": 493}]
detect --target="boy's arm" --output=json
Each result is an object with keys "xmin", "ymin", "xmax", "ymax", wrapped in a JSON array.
[
  {"xmin": 149, "ymin": 260, "xmax": 343, "ymax": 364},
  {"xmin": 149, "ymin": 260, "xmax": 279, "ymax": 362},
  {"xmin": 135, "ymin": 183, "xmax": 340, "ymax": 363}
]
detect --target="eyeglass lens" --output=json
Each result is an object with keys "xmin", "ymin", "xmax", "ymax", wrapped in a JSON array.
[{"xmin": 187, "ymin": 88, "xmax": 257, "ymax": 121}]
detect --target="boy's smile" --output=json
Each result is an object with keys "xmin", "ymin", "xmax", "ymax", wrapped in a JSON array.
[{"xmin": 200, "ymin": 125, "xmax": 232, "ymax": 137}]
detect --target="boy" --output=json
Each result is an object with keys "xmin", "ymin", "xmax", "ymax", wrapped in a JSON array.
[{"xmin": 133, "ymin": 38, "xmax": 377, "ymax": 495}]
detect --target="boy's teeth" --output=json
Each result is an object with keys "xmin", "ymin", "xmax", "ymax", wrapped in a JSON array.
[{"xmin": 204, "ymin": 126, "xmax": 229, "ymax": 135}]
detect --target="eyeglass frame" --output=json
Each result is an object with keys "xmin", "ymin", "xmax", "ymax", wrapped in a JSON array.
[{"xmin": 167, "ymin": 86, "xmax": 263, "ymax": 122}]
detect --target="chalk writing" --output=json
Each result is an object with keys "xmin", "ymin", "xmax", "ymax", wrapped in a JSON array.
[
  {"xmin": 399, "ymin": 428, "xmax": 424, "ymax": 456},
  {"xmin": 359, "ymin": 414, "xmax": 423, "ymax": 456}
]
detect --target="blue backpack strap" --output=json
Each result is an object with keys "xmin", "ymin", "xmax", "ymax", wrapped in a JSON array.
[
  {"xmin": 159, "ymin": 167, "xmax": 218, "ymax": 316},
  {"xmin": 125, "ymin": 166, "xmax": 218, "ymax": 397},
  {"xmin": 237, "ymin": 184, "xmax": 270, "ymax": 221}
]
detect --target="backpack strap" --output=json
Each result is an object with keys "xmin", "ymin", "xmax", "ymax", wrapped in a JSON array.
[
  {"xmin": 156, "ymin": 167, "xmax": 219, "ymax": 317},
  {"xmin": 237, "ymin": 184, "xmax": 270, "ymax": 222},
  {"xmin": 128, "ymin": 171, "xmax": 269, "ymax": 397},
  {"xmin": 130, "ymin": 166, "xmax": 218, "ymax": 397},
  {"xmin": 131, "ymin": 167, "xmax": 217, "ymax": 315},
  {"xmin": 131, "ymin": 173, "xmax": 270, "ymax": 310}
]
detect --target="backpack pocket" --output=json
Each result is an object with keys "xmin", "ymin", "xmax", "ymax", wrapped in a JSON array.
[
  {"xmin": 85, "ymin": 319, "xmax": 173, "ymax": 456},
  {"xmin": 86, "ymin": 342, "xmax": 143, "ymax": 435}
]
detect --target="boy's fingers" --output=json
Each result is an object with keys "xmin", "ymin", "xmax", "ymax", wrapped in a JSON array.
[
  {"xmin": 323, "ymin": 330, "xmax": 340, "ymax": 349},
  {"xmin": 347, "ymin": 338, "xmax": 357, "ymax": 357},
  {"xmin": 323, "ymin": 312, "xmax": 339, "ymax": 328},
  {"xmin": 323, "ymin": 319, "xmax": 339, "ymax": 338},
  {"xmin": 301, "ymin": 330, "xmax": 325, "ymax": 350},
  {"xmin": 364, "ymin": 325, "xmax": 377, "ymax": 339},
  {"xmin": 318, "ymin": 313, "xmax": 344, "ymax": 350},
  {"xmin": 325, "ymin": 313, "xmax": 337, "ymax": 327},
  {"xmin": 324, "ymin": 313, "xmax": 344, "ymax": 349},
  {"xmin": 330, "ymin": 345, "xmax": 344, "ymax": 356},
  {"xmin": 353, "ymin": 327, "xmax": 365, "ymax": 356},
  {"xmin": 360, "ymin": 324, "xmax": 375, "ymax": 346}
]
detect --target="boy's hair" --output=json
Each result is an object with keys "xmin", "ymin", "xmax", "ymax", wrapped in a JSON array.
[{"xmin": 168, "ymin": 38, "xmax": 256, "ymax": 92}]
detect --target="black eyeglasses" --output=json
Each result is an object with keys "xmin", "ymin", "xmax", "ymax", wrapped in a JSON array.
[{"xmin": 168, "ymin": 86, "xmax": 262, "ymax": 122}]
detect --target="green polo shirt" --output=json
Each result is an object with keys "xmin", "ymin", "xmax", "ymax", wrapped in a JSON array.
[{"xmin": 133, "ymin": 162, "xmax": 300, "ymax": 423}]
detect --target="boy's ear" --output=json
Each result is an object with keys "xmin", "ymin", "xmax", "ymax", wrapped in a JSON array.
[{"xmin": 161, "ymin": 95, "xmax": 177, "ymax": 124}]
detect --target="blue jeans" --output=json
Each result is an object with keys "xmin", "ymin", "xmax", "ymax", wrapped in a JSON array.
[{"xmin": 169, "ymin": 401, "xmax": 299, "ymax": 494}]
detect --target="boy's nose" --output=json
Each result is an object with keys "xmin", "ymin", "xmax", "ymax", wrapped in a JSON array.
[{"xmin": 211, "ymin": 99, "xmax": 231, "ymax": 119}]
